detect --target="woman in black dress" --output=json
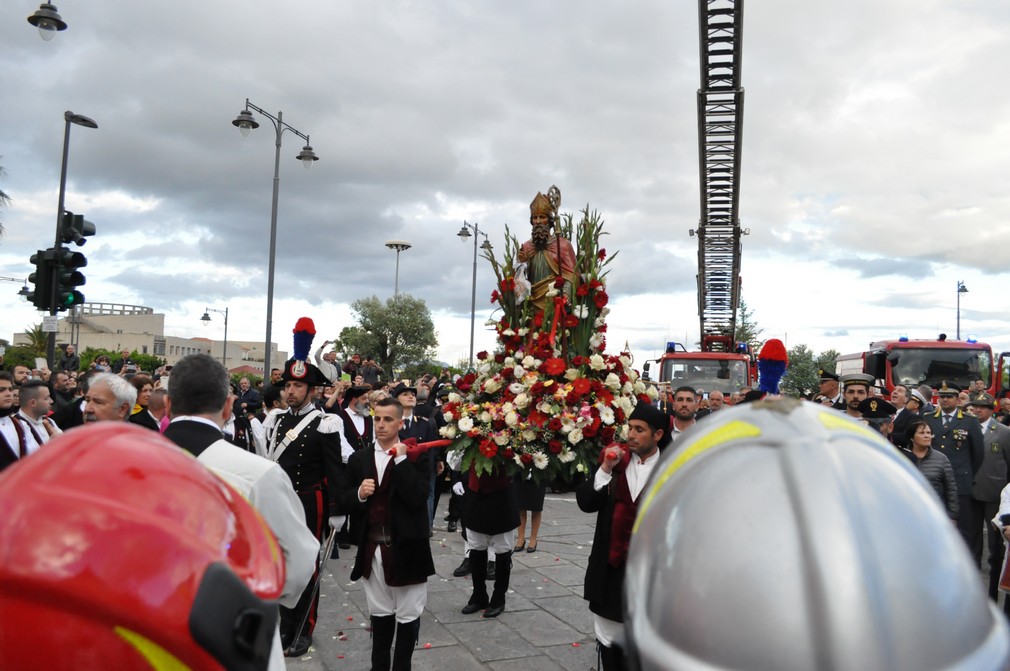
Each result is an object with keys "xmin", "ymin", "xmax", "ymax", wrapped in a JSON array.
[{"xmin": 515, "ymin": 473, "xmax": 547, "ymax": 552}]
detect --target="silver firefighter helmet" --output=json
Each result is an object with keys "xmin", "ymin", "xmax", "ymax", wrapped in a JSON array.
[{"xmin": 625, "ymin": 399, "xmax": 1010, "ymax": 671}]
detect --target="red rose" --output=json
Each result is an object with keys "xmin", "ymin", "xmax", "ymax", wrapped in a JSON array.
[
  {"xmin": 529, "ymin": 381, "xmax": 545, "ymax": 396},
  {"xmin": 571, "ymin": 355, "xmax": 585, "ymax": 367},
  {"xmin": 542, "ymin": 357, "xmax": 567, "ymax": 376},
  {"xmin": 493, "ymin": 419, "xmax": 506, "ymax": 431},
  {"xmin": 601, "ymin": 426, "xmax": 616, "ymax": 443},
  {"xmin": 476, "ymin": 351, "xmax": 489, "ymax": 361},
  {"xmin": 582, "ymin": 423, "xmax": 598, "ymax": 438},
  {"xmin": 494, "ymin": 353, "xmax": 506, "ymax": 364},
  {"xmin": 547, "ymin": 417, "xmax": 563, "ymax": 432},
  {"xmin": 591, "ymin": 380, "xmax": 604, "ymax": 393},
  {"xmin": 637, "ymin": 393, "xmax": 653, "ymax": 404},
  {"xmin": 520, "ymin": 453, "xmax": 533, "ymax": 465},
  {"xmin": 501, "ymin": 366, "xmax": 514, "ymax": 380},
  {"xmin": 548, "ymin": 439, "xmax": 563, "ymax": 454},
  {"xmin": 504, "ymin": 448, "xmax": 514, "ymax": 459},
  {"xmin": 553, "ymin": 276, "xmax": 566, "ymax": 288}
]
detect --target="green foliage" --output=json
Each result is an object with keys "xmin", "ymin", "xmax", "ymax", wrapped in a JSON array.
[
  {"xmin": 2, "ymin": 345, "xmax": 39, "ymax": 371},
  {"xmin": 23, "ymin": 323, "xmax": 47, "ymax": 357},
  {"xmin": 780, "ymin": 344, "xmax": 817, "ymax": 397},
  {"xmin": 332, "ymin": 294, "xmax": 438, "ymax": 378},
  {"xmin": 79, "ymin": 347, "xmax": 165, "ymax": 374},
  {"xmin": 734, "ymin": 299, "xmax": 763, "ymax": 353},
  {"xmin": 815, "ymin": 349, "xmax": 840, "ymax": 375}
]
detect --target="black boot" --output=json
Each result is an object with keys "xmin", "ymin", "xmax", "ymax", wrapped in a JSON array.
[
  {"xmin": 598, "ymin": 640, "xmax": 627, "ymax": 671},
  {"xmin": 461, "ymin": 549, "xmax": 489, "ymax": 614},
  {"xmin": 391, "ymin": 618, "xmax": 420, "ymax": 671},
  {"xmin": 370, "ymin": 615, "xmax": 396, "ymax": 671},
  {"xmin": 483, "ymin": 551, "xmax": 511, "ymax": 618}
]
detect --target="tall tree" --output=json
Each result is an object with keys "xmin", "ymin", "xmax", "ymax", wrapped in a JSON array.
[
  {"xmin": 734, "ymin": 298, "xmax": 763, "ymax": 353},
  {"xmin": 779, "ymin": 344, "xmax": 818, "ymax": 397},
  {"xmin": 332, "ymin": 294, "xmax": 438, "ymax": 378},
  {"xmin": 815, "ymin": 349, "xmax": 840, "ymax": 375}
]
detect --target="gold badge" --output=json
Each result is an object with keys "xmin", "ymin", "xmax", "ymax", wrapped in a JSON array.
[{"xmin": 869, "ymin": 400, "xmax": 877, "ymax": 412}]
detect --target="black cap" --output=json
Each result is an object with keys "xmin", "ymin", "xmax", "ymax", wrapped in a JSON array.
[
  {"xmin": 857, "ymin": 397, "xmax": 896, "ymax": 421},
  {"xmin": 344, "ymin": 386, "xmax": 371, "ymax": 402},
  {"xmin": 392, "ymin": 383, "xmax": 417, "ymax": 398},
  {"xmin": 280, "ymin": 358, "xmax": 330, "ymax": 387},
  {"xmin": 818, "ymin": 369, "xmax": 839, "ymax": 382},
  {"xmin": 629, "ymin": 401, "xmax": 672, "ymax": 449}
]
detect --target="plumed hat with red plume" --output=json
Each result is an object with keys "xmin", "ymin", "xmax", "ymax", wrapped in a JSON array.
[{"xmin": 757, "ymin": 338, "xmax": 788, "ymax": 395}]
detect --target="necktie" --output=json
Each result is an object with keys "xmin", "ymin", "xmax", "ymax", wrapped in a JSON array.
[
  {"xmin": 943, "ymin": 415, "xmax": 951, "ymax": 428},
  {"xmin": 405, "ymin": 417, "xmax": 412, "ymax": 431}
]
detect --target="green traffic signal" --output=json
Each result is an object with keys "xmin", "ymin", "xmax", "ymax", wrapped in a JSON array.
[{"xmin": 52, "ymin": 248, "xmax": 87, "ymax": 310}]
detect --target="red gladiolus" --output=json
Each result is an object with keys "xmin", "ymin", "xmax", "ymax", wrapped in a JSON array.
[
  {"xmin": 542, "ymin": 357, "xmax": 567, "ymax": 376},
  {"xmin": 500, "ymin": 277, "xmax": 516, "ymax": 292},
  {"xmin": 576, "ymin": 284, "xmax": 590, "ymax": 297},
  {"xmin": 548, "ymin": 439, "xmax": 563, "ymax": 454},
  {"xmin": 598, "ymin": 248, "xmax": 606, "ymax": 261},
  {"xmin": 532, "ymin": 312, "xmax": 545, "ymax": 328},
  {"xmin": 565, "ymin": 314, "xmax": 579, "ymax": 328},
  {"xmin": 490, "ymin": 289, "xmax": 500, "ymax": 303},
  {"xmin": 593, "ymin": 291, "xmax": 609, "ymax": 309},
  {"xmin": 553, "ymin": 276, "xmax": 566, "ymax": 288}
]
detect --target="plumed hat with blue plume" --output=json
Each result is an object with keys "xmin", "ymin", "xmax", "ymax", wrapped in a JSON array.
[{"xmin": 280, "ymin": 317, "xmax": 331, "ymax": 387}]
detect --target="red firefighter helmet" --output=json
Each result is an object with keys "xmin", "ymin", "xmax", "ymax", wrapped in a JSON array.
[{"xmin": 0, "ymin": 423, "xmax": 285, "ymax": 670}]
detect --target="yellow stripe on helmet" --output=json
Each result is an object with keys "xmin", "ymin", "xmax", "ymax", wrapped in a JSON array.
[{"xmin": 115, "ymin": 627, "xmax": 191, "ymax": 671}]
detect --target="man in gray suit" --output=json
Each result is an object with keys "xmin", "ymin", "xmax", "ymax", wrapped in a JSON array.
[{"xmin": 969, "ymin": 392, "xmax": 1010, "ymax": 602}]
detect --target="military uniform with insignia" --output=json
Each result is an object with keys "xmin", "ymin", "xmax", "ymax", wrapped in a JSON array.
[
  {"xmin": 265, "ymin": 318, "xmax": 348, "ymax": 657},
  {"xmin": 925, "ymin": 381, "xmax": 985, "ymax": 560},
  {"xmin": 968, "ymin": 392, "xmax": 1010, "ymax": 602}
]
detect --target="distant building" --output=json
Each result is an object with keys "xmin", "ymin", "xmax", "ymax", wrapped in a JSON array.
[{"xmin": 13, "ymin": 303, "xmax": 286, "ymax": 374}]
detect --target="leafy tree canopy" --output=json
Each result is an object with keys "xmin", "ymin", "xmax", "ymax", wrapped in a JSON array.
[{"xmin": 331, "ymin": 294, "xmax": 438, "ymax": 379}]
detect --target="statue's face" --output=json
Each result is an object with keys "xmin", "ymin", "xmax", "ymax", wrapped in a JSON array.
[{"xmin": 531, "ymin": 216, "xmax": 551, "ymax": 248}]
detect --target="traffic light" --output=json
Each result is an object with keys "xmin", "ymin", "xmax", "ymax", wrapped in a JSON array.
[
  {"xmin": 51, "ymin": 247, "xmax": 87, "ymax": 310},
  {"xmin": 59, "ymin": 211, "xmax": 96, "ymax": 246},
  {"xmin": 27, "ymin": 249, "xmax": 52, "ymax": 310}
]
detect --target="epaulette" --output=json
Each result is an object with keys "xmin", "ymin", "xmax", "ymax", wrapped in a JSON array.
[{"xmin": 317, "ymin": 413, "xmax": 343, "ymax": 434}]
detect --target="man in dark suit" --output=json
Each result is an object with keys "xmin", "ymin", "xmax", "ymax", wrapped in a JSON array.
[
  {"xmin": 163, "ymin": 353, "xmax": 320, "ymax": 666},
  {"xmin": 926, "ymin": 381, "xmax": 985, "ymax": 560},
  {"xmin": 394, "ymin": 383, "xmax": 439, "ymax": 531},
  {"xmin": 234, "ymin": 377, "xmax": 263, "ymax": 416},
  {"xmin": 967, "ymin": 392, "xmax": 1010, "ymax": 603},
  {"xmin": 338, "ymin": 397, "xmax": 434, "ymax": 671}
]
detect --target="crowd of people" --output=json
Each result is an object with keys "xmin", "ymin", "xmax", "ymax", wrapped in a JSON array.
[{"xmin": 4, "ymin": 336, "xmax": 1010, "ymax": 669}]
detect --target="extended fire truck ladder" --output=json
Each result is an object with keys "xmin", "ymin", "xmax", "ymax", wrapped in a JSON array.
[{"xmin": 690, "ymin": 0, "xmax": 748, "ymax": 353}]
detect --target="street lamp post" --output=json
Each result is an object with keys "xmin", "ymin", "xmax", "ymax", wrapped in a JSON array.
[
  {"xmin": 457, "ymin": 221, "xmax": 492, "ymax": 370},
  {"xmin": 201, "ymin": 307, "xmax": 229, "ymax": 367},
  {"xmin": 956, "ymin": 281, "xmax": 968, "ymax": 340},
  {"xmin": 232, "ymin": 99, "xmax": 318, "ymax": 376},
  {"xmin": 47, "ymin": 111, "xmax": 97, "ymax": 367},
  {"xmin": 385, "ymin": 240, "xmax": 412, "ymax": 296}
]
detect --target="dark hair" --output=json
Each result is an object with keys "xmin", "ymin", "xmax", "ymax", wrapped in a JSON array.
[
  {"xmin": 674, "ymin": 385, "xmax": 697, "ymax": 398},
  {"xmin": 373, "ymin": 397, "xmax": 404, "ymax": 417},
  {"xmin": 168, "ymin": 354, "xmax": 229, "ymax": 416},
  {"xmin": 0, "ymin": 371, "xmax": 15, "ymax": 386},
  {"xmin": 130, "ymin": 374, "xmax": 153, "ymax": 394},
  {"xmin": 19, "ymin": 379, "xmax": 48, "ymax": 404},
  {"xmin": 906, "ymin": 419, "xmax": 931, "ymax": 446},
  {"xmin": 263, "ymin": 386, "xmax": 283, "ymax": 409}
]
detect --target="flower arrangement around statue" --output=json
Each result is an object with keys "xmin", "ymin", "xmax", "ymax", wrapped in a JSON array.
[{"xmin": 440, "ymin": 187, "xmax": 657, "ymax": 483}]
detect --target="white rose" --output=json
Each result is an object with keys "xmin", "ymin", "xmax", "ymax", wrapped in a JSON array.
[
  {"xmin": 522, "ymin": 355, "xmax": 536, "ymax": 368},
  {"xmin": 504, "ymin": 357, "xmax": 516, "ymax": 367},
  {"xmin": 559, "ymin": 449, "xmax": 576, "ymax": 463},
  {"xmin": 494, "ymin": 432, "xmax": 511, "ymax": 445},
  {"xmin": 439, "ymin": 424, "xmax": 457, "ymax": 439},
  {"xmin": 589, "ymin": 333, "xmax": 604, "ymax": 350},
  {"xmin": 484, "ymin": 379, "xmax": 501, "ymax": 394},
  {"xmin": 505, "ymin": 411, "xmax": 519, "ymax": 427},
  {"xmin": 576, "ymin": 462, "xmax": 587, "ymax": 473},
  {"xmin": 502, "ymin": 328, "xmax": 515, "ymax": 336},
  {"xmin": 633, "ymin": 380, "xmax": 646, "ymax": 394},
  {"xmin": 480, "ymin": 411, "xmax": 492, "ymax": 423},
  {"xmin": 605, "ymin": 373, "xmax": 621, "ymax": 390},
  {"xmin": 448, "ymin": 392, "xmax": 462, "ymax": 404},
  {"xmin": 457, "ymin": 416, "xmax": 474, "ymax": 433},
  {"xmin": 647, "ymin": 386, "xmax": 659, "ymax": 400},
  {"xmin": 568, "ymin": 428, "xmax": 584, "ymax": 445},
  {"xmin": 514, "ymin": 393, "xmax": 530, "ymax": 409},
  {"xmin": 514, "ymin": 454, "xmax": 525, "ymax": 467},
  {"xmin": 478, "ymin": 363, "xmax": 491, "ymax": 376},
  {"xmin": 514, "ymin": 365, "xmax": 526, "ymax": 378},
  {"xmin": 502, "ymin": 402, "xmax": 515, "ymax": 414},
  {"xmin": 589, "ymin": 354, "xmax": 606, "ymax": 371},
  {"xmin": 619, "ymin": 355, "xmax": 633, "ymax": 369},
  {"xmin": 532, "ymin": 452, "xmax": 549, "ymax": 469},
  {"xmin": 621, "ymin": 382, "xmax": 633, "ymax": 394},
  {"xmin": 521, "ymin": 429, "xmax": 537, "ymax": 442},
  {"xmin": 564, "ymin": 368, "xmax": 580, "ymax": 381},
  {"xmin": 509, "ymin": 382, "xmax": 526, "ymax": 395},
  {"xmin": 443, "ymin": 410, "xmax": 455, "ymax": 422}
]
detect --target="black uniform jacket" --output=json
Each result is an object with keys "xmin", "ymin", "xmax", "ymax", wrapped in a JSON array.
[
  {"xmin": 577, "ymin": 465, "xmax": 627, "ymax": 622},
  {"xmin": 925, "ymin": 408, "xmax": 984, "ymax": 496},
  {"xmin": 339, "ymin": 444, "xmax": 435, "ymax": 584}
]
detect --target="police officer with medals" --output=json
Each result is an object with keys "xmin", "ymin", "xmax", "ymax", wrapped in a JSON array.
[
  {"xmin": 925, "ymin": 380, "xmax": 985, "ymax": 560},
  {"xmin": 265, "ymin": 318, "xmax": 348, "ymax": 656}
]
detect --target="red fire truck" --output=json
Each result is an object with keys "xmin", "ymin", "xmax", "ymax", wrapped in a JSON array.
[{"xmin": 836, "ymin": 336, "xmax": 1010, "ymax": 398}]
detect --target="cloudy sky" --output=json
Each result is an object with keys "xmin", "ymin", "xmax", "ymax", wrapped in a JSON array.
[{"xmin": 2, "ymin": 0, "xmax": 1009, "ymax": 372}]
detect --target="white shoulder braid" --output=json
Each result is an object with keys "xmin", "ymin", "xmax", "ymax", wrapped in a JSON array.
[{"xmin": 316, "ymin": 412, "xmax": 343, "ymax": 434}]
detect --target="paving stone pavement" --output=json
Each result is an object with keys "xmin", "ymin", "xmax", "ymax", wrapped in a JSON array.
[{"xmin": 287, "ymin": 491, "xmax": 600, "ymax": 670}]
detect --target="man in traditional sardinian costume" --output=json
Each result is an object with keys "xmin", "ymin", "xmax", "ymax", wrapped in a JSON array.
[
  {"xmin": 577, "ymin": 401, "xmax": 672, "ymax": 671},
  {"xmin": 264, "ymin": 317, "xmax": 348, "ymax": 657},
  {"xmin": 517, "ymin": 186, "xmax": 577, "ymax": 316}
]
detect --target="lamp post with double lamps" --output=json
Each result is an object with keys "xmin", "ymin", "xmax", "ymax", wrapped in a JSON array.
[
  {"xmin": 231, "ymin": 99, "xmax": 318, "ymax": 375},
  {"xmin": 457, "ymin": 221, "xmax": 492, "ymax": 370}
]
